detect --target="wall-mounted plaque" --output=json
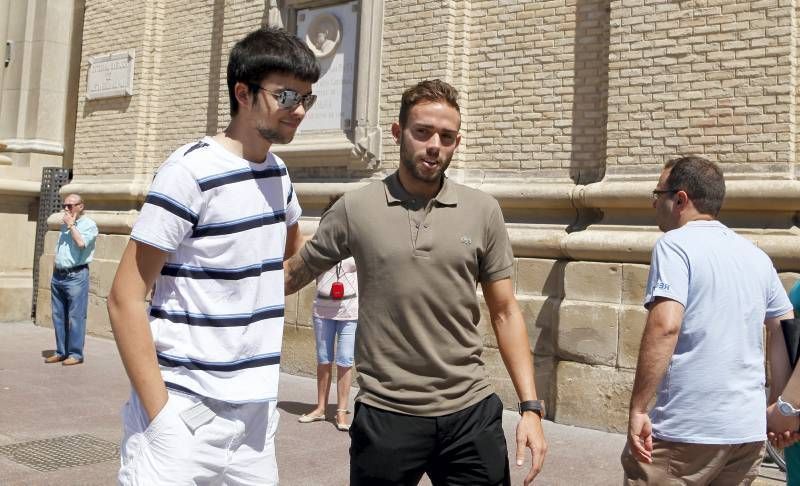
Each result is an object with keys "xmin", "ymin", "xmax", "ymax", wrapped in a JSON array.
[
  {"xmin": 86, "ymin": 50, "xmax": 135, "ymax": 100},
  {"xmin": 272, "ymin": 0, "xmax": 383, "ymax": 169},
  {"xmin": 296, "ymin": 3, "xmax": 357, "ymax": 133}
]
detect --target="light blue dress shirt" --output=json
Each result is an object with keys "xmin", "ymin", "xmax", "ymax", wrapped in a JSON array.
[{"xmin": 54, "ymin": 216, "xmax": 98, "ymax": 269}]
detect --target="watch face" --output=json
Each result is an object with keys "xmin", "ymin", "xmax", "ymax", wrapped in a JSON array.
[{"xmin": 779, "ymin": 400, "xmax": 795, "ymax": 416}]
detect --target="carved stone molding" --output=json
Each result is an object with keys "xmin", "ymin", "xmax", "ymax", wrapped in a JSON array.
[
  {"xmin": 47, "ymin": 210, "xmax": 139, "ymax": 234},
  {"xmin": 293, "ymin": 181, "xmax": 367, "ymax": 207},
  {"xmin": 351, "ymin": 0, "xmax": 383, "ymax": 169},
  {"xmin": 294, "ymin": 178, "xmax": 800, "ymax": 213},
  {"xmin": 579, "ymin": 180, "xmax": 800, "ymax": 211},
  {"xmin": 1, "ymin": 138, "xmax": 64, "ymax": 156},
  {"xmin": 60, "ymin": 178, "xmax": 150, "ymax": 205},
  {"xmin": 293, "ymin": 178, "xmax": 800, "ymax": 270},
  {"xmin": 509, "ymin": 224, "xmax": 800, "ymax": 271},
  {"xmin": 69, "ymin": 176, "xmax": 799, "ymax": 266},
  {"xmin": 0, "ymin": 178, "xmax": 41, "ymax": 198}
]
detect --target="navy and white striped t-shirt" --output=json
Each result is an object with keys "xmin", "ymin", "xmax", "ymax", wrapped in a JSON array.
[{"xmin": 131, "ymin": 136, "xmax": 300, "ymax": 403}]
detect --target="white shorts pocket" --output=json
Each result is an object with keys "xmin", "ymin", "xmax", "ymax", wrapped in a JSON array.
[{"xmin": 119, "ymin": 392, "xmax": 195, "ymax": 486}]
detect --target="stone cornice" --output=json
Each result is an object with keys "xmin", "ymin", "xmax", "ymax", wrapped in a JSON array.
[
  {"xmin": 0, "ymin": 138, "xmax": 64, "ymax": 155},
  {"xmin": 60, "ymin": 178, "xmax": 150, "ymax": 204},
  {"xmin": 474, "ymin": 183, "xmax": 575, "ymax": 209},
  {"xmin": 579, "ymin": 180, "xmax": 800, "ymax": 211},
  {"xmin": 293, "ymin": 179, "xmax": 800, "ymax": 212},
  {"xmin": 293, "ymin": 182, "xmax": 369, "ymax": 206},
  {"xmin": 61, "ymin": 178, "xmax": 800, "ymax": 212},
  {"xmin": 47, "ymin": 210, "xmax": 139, "ymax": 234},
  {"xmin": 0, "ymin": 178, "xmax": 40, "ymax": 197},
  {"xmin": 58, "ymin": 178, "xmax": 799, "ymax": 269},
  {"xmin": 509, "ymin": 224, "xmax": 799, "ymax": 270}
]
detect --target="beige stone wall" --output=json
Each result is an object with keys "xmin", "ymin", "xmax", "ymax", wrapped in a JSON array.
[
  {"xmin": 29, "ymin": 0, "xmax": 800, "ymax": 433},
  {"xmin": 607, "ymin": 0, "xmax": 796, "ymax": 177},
  {"xmin": 0, "ymin": 0, "xmax": 83, "ymax": 321},
  {"xmin": 73, "ymin": 2, "xmax": 266, "ymax": 181},
  {"xmin": 381, "ymin": 1, "xmax": 470, "ymax": 169},
  {"xmin": 465, "ymin": 1, "xmax": 609, "ymax": 181}
]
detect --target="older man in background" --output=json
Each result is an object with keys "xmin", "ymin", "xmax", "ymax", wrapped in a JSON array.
[{"xmin": 46, "ymin": 193, "xmax": 97, "ymax": 366}]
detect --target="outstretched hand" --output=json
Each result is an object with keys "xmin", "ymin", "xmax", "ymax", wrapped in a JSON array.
[{"xmin": 516, "ymin": 414, "xmax": 547, "ymax": 485}]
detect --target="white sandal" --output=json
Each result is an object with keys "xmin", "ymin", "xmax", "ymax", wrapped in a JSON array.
[
  {"xmin": 335, "ymin": 409, "xmax": 350, "ymax": 431},
  {"xmin": 298, "ymin": 412, "xmax": 326, "ymax": 423}
]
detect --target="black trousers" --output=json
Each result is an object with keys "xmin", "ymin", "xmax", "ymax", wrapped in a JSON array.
[{"xmin": 349, "ymin": 394, "xmax": 510, "ymax": 486}]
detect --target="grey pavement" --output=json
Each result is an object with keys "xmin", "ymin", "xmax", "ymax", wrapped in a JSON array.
[{"xmin": 0, "ymin": 321, "xmax": 785, "ymax": 485}]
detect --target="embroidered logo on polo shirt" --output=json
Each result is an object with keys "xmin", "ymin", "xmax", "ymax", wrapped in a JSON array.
[{"xmin": 460, "ymin": 236, "xmax": 472, "ymax": 246}]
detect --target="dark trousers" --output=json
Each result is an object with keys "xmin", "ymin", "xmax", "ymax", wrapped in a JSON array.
[{"xmin": 350, "ymin": 394, "xmax": 510, "ymax": 486}]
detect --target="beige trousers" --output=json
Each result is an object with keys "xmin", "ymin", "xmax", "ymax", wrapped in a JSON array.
[{"xmin": 621, "ymin": 439, "xmax": 765, "ymax": 486}]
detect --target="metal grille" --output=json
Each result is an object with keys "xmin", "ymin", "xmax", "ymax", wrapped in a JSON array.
[
  {"xmin": 0, "ymin": 434, "xmax": 119, "ymax": 472},
  {"xmin": 30, "ymin": 167, "xmax": 71, "ymax": 318}
]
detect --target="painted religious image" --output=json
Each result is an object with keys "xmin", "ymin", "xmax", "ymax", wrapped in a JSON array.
[{"xmin": 305, "ymin": 12, "xmax": 341, "ymax": 58}]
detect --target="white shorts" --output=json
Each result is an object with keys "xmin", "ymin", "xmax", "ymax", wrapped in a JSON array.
[{"xmin": 118, "ymin": 390, "xmax": 279, "ymax": 485}]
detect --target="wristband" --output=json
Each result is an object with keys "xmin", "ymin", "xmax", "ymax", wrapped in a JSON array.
[{"xmin": 518, "ymin": 400, "xmax": 546, "ymax": 418}]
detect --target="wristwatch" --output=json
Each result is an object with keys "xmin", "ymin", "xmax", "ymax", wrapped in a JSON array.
[
  {"xmin": 518, "ymin": 400, "xmax": 546, "ymax": 418},
  {"xmin": 777, "ymin": 396, "xmax": 800, "ymax": 416}
]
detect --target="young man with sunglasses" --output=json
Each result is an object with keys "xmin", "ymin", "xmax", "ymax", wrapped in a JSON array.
[
  {"xmin": 108, "ymin": 27, "xmax": 319, "ymax": 484},
  {"xmin": 622, "ymin": 156, "xmax": 793, "ymax": 485},
  {"xmin": 284, "ymin": 79, "xmax": 547, "ymax": 486},
  {"xmin": 46, "ymin": 193, "xmax": 97, "ymax": 366}
]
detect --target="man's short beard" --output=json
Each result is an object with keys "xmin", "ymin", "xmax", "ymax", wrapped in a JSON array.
[
  {"xmin": 258, "ymin": 127, "xmax": 292, "ymax": 145},
  {"xmin": 399, "ymin": 139, "xmax": 450, "ymax": 183}
]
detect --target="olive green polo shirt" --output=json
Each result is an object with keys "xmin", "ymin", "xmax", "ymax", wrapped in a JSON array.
[{"xmin": 300, "ymin": 171, "xmax": 514, "ymax": 416}]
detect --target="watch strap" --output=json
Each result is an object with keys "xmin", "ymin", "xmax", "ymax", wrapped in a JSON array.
[
  {"xmin": 518, "ymin": 400, "xmax": 545, "ymax": 418},
  {"xmin": 778, "ymin": 395, "xmax": 800, "ymax": 416}
]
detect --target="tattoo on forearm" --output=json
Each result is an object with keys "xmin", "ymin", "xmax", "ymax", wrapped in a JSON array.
[{"xmin": 284, "ymin": 255, "xmax": 316, "ymax": 295}]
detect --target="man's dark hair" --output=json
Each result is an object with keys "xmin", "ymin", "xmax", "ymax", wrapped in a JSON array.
[
  {"xmin": 399, "ymin": 79, "xmax": 460, "ymax": 126},
  {"xmin": 664, "ymin": 156, "xmax": 725, "ymax": 216},
  {"xmin": 227, "ymin": 27, "xmax": 320, "ymax": 116}
]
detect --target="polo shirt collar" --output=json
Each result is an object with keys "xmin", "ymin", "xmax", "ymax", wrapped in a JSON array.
[{"xmin": 383, "ymin": 171, "xmax": 458, "ymax": 206}]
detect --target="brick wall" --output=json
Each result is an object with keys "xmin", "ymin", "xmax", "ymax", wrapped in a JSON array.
[
  {"xmin": 73, "ymin": 1, "xmax": 267, "ymax": 179},
  {"xmin": 73, "ymin": 1, "xmax": 800, "ymax": 181},
  {"xmin": 381, "ymin": 1, "xmax": 471, "ymax": 169},
  {"xmin": 74, "ymin": 1, "xmax": 155, "ymax": 177},
  {"xmin": 463, "ymin": 1, "xmax": 610, "ymax": 181},
  {"xmin": 606, "ymin": 0, "xmax": 796, "ymax": 177}
]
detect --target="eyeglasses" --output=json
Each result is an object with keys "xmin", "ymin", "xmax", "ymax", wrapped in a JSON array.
[
  {"xmin": 255, "ymin": 86, "xmax": 316, "ymax": 111},
  {"xmin": 651, "ymin": 189, "xmax": 678, "ymax": 201},
  {"xmin": 62, "ymin": 203, "xmax": 82, "ymax": 209}
]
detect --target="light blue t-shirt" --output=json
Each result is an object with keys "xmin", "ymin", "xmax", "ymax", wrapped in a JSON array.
[
  {"xmin": 644, "ymin": 220, "xmax": 792, "ymax": 444},
  {"xmin": 54, "ymin": 216, "xmax": 98, "ymax": 269}
]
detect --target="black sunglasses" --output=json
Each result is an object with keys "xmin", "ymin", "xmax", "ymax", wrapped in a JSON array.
[
  {"xmin": 651, "ymin": 189, "xmax": 678, "ymax": 201},
  {"xmin": 62, "ymin": 203, "xmax": 81, "ymax": 209},
  {"xmin": 254, "ymin": 86, "xmax": 316, "ymax": 111}
]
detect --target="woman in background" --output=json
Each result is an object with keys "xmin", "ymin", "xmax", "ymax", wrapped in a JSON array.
[{"xmin": 298, "ymin": 196, "xmax": 358, "ymax": 431}]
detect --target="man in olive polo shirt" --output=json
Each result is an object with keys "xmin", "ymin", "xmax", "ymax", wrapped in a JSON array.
[{"xmin": 284, "ymin": 79, "xmax": 546, "ymax": 486}]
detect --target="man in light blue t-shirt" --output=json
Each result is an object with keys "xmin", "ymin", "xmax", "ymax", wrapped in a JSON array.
[
  {"xmin": 621, "ymin": 156, "xmax": 793, "ymax": 485},
  {"xmin": 46, "ymin": 193, "xmax": 98, "ymax": 366}
]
